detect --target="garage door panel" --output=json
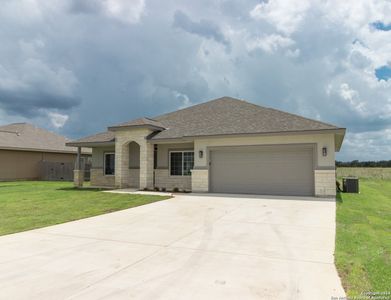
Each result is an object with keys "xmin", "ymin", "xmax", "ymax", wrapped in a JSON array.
[{"xmin": 210, "ymin": 146, "xmax": 314, "ymax": 196}]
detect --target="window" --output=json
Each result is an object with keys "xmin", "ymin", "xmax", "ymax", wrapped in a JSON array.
[
  {"xmin": 170, "ymin": 151, "xmax": 194, "ymax": 176},
  {"xmin": 104, "ymin": 153, "xmax": 115, "ymax": 175}
]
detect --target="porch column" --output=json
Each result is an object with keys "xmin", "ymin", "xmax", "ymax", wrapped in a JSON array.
[
  {"xmin": 73, "ymin": 147, "xmax": 84, "ymax": 187},
  {"xmin": 115, "ymin": 141, "xmax": 130, "ymax": 188},
  {"xmin": 139, "ymin": 142, "xmax": 154, "ymax": 189}
]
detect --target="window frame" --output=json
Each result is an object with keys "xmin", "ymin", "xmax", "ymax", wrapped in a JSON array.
[
  {"xmin": 169, "ymin": 150, "xmax": 194, "ymax": 176},
  {"xmin": 103, "ymin": 152, "xmax": 115, "ymax": 176}
]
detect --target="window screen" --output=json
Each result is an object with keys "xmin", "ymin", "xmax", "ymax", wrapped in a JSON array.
[
  {"xmin": 183, "ymin": 152, "xmax": 194, "ymax": 175},
  {"xmin": 104, "ymin": 153, "xmax": 115, "ymax": 175},
  {"xmin": 170, "ymin": 151, "xmax": 194, "ymax": 176},
  {"xmin": 170, "ymin": 152, "xmax": 183, "ymax": 175}
]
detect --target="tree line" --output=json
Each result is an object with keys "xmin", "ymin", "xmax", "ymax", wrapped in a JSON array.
[{"xmin": 336, "ymin": 160, "xmax": 391, "ymax": 167}]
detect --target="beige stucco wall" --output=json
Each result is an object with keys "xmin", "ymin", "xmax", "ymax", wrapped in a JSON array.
[
  {"xmin": 191, "ymin": 133, "xmax": 336, "ymax": 196},
  {"xmin": 0, "ymin": 149, "xmax": 77, "ymax": 181},
  {"xmin": 194, "ymin": 133, "xmax": 335, "ymax": 168},
  {"xmin": 156, "ymin": 143, "xmax": 194, "ymax": 168},
  {"xmin": 92, "ymin": 146, "xmax": 115, "ymax": 168},
  {"xmin": 90, "ymin": 168, "xmax": 115, "ymax": 187}
]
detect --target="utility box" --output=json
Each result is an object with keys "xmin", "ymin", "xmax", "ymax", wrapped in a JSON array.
[{"xmin": 343, "ymin": 177, "xmax": 359, "ymax": 193}]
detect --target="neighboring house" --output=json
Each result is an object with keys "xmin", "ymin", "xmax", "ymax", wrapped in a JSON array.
[
  {"xmin": 67, "ymin": 97, "xmax": 345, "ymax": 196},
  {"xmin": 0, "ymin": 123, "xmax": 91, "ymax": 181}
]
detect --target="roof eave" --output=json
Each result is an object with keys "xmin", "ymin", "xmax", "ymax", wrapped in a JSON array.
[
  {"xmin": 65, "ymin": 141, "xmax": 115, "ymax": 148},
  {"xmin": 334, "ymin": 128, "xmax": 346, "ymax": 152},
  {"xmin": 0, "ymin": 146, "xmax": 91, "ymax": 155},
  {"xmin": 149, "ymin": 128, "xmax": 346, "ymax": 141},
  {"xmin": 108, "ymin": 124, "xmax": 166, "ymax": 132}
]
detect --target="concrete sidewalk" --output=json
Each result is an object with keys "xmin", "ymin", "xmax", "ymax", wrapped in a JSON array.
[{"xmin": 0, "ymin": 194, "xmax": 345, "ymax": 299}]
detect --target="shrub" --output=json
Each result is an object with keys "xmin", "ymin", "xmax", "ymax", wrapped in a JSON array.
[{"xmin": 172, "ymin": 187, "xmax": 179, "ymax": 192}]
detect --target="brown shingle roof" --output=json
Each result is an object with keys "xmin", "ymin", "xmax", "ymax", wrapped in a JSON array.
[
  {"xmin": 0, "ymin": 123, "xmax": 90, "ymax": 153},
  {"xmin": 150, "ymin": 97, "xmax": 341, "ymax": 140},
  {"xmin": 69, "ymin": 97, "xmax": 343, "ymax": 145},
  {"xmin": 66, "ymin": 131, "xmax": 115, "ymax": 145}
]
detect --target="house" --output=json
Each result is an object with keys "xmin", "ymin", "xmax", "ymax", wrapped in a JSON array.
[
  {"xmin": 0, "ymin": 123, "xmax": 91, "ymax": 181},
  {"xmin": 67, "ymin": 97, "xmax": 345, "ymax": 196}
]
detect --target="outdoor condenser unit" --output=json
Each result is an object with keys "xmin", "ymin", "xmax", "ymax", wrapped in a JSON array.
[{"xmin": 342, "ymin": 177, "xmax": 359, "ymax": 193}]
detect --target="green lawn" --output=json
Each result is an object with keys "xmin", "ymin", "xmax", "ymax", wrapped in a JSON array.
[
  {"xmin": 335, "ymin": 179, "xmax": 391, "ymax": 296},
  {"xmin": 0, "ymin": 181, "xmax": 170, "ymax": 236}
]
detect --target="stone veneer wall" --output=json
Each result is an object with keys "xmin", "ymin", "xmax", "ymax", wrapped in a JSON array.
[
  {"xmin": 73, "ymin": 170, "xmax": 84, "ymax": 187},
  {"xmin": 90, "ymin": 168, "xmax": 115, "ymax": 187},
  {"xmin": 191, "ymin": 169, "xmax": 209, "ymax": 192},
  {"xmin": 154, "ymin": 169, "xmax": 191, "ymax": 191},
  {"xmin": 314, "ymin": 170, "xmax": 336, "ymax": 197},
  {"xmin": 115, "ymin": 129, "xmax": 154, "ymax": 189},
  {"xmin": 129, "ymin": 169, "xmax": 140, "ymax": 188}
]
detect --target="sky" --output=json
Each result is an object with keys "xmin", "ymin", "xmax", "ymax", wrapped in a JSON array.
[{"xmin": 0, "ymin": 0, "xmax": 390, "ymax": 161}]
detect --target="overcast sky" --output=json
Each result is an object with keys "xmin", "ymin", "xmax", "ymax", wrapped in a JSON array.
[{"xmin": 1, "ymin": 0, "xmax": 390, "ymax": 161}]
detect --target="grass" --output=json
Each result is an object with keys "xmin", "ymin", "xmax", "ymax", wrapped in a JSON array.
[
  {"xmin": 0, "ymin": 181, "xmax": 170, "ymax": 236},
  {"xmin": 335, "ymin": 179, "xmax": 391, "ymax": 296}
]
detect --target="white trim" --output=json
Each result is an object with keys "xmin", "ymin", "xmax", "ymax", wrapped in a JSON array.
[
  {"xmin": 104, "ymin": 152, "xmax": 115, "ymax": 176},
  {"xmin": 169, "ymin": 150, "xmax": 194, "ymax": 176}
]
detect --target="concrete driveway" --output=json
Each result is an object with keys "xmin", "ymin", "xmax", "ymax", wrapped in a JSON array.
[{"xmin": 0, "ymin": 194, "xmax": 345, "ymax": 300}]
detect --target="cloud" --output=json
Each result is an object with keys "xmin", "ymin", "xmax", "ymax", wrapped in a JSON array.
[
  {"xmin": 102, "ymin": 0, "xmax": 145, "ymax": 23},
  {"xmin": 68, "ymin": 0, "xmax": 101, "ymax": 14},
  {"xmin": 250, "ymin": 0, "xmax": 310, "ymax": 35},
  {"xmin": 48, "ymin": 112, "xmax": 69, "ymax": 128},
  {"xmin": 0, "ymin": 38, "xmax": 80, "ymax": 119},
  {"xmin": 173, "ymin": 10, "xmax": 231, "ymax": 50},
  {"xmin": 0, "ymin": 0, "xmax": 391, "ymax": 160},
  {"xmin": 69, "ymin": 0, "xmax": 145, "ymax": 23},
  {"xmin": 173, "ymin": 91, "xmax": 193, "ymax": 109},
  {"xmin": 246, "ymin": 34, "xmax": 295, "ymax": 54},
  {"xmin": 0, "ymin": 89, "xmax": 79, "ymax": 117}
]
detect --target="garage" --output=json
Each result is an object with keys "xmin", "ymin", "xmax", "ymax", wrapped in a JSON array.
[{"xmin": 209, "ymin": 144, "xmax": 315, "ymax": 196}]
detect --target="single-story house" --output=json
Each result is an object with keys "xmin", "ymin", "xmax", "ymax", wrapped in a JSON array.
[
  {"xmin": 67, "ymin": 97, "xmax": 345, "ymax": 196},
  {"xmin": 0, "ymin": 123, "xmax": 91, "ymax": 181}
]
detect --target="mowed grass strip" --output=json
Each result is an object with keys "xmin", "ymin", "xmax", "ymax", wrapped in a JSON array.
[
  {"xmin": 335, "ymin": 179, "xmax": 391, "ymax": 296},
  {"xmin": 0, "ymin": 181, "xmax": 170, "ymax": 236}
]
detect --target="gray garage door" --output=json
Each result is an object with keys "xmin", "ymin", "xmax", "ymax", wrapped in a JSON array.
[{"xmin": 210, "ymin": 145, "xmax": 314, "ymax": 196}]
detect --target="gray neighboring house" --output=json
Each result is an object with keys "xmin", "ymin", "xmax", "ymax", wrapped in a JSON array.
[
  {"xmin": 0, "ymin": 123, "xmax": 90, "ymax": 181},
  {"xmin": 67, "ymin": 97, "xmax": 345, "ymax": 196}
]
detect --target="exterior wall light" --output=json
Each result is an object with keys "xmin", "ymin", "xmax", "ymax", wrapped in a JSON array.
[
  {"xmin": 199, "ymin": 150, "xmax": 203, "ymax": 158},
  {"xmin": 322, "ymin": 147, "xmax": 327, "ymax": 157}
]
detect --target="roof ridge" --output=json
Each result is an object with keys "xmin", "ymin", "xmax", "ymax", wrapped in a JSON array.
[
  {"xmin": 154, "ymin": 96, "xmax": 231, "ymax": 120},
  {"xmin": 143, "ymin": 117, "xmax": 158, "ymax": 122}
]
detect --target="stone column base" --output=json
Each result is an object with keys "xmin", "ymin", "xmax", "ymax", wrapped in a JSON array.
[
  {"xmin": 74, "ymin": 169, "xmax": 84, "ymax": 187},
  {"xmin": 191, "ymin": 169, "xmax": 209, "ymax": 192},
  {"xmin": 315, "ymin": 169, "xmax": 336, "ymax": 197}
]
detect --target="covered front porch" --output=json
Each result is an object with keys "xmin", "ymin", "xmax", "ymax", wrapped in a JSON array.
[{"xmin": 73, "ymin": 138, "xmax": 195, "ymax": 192}]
